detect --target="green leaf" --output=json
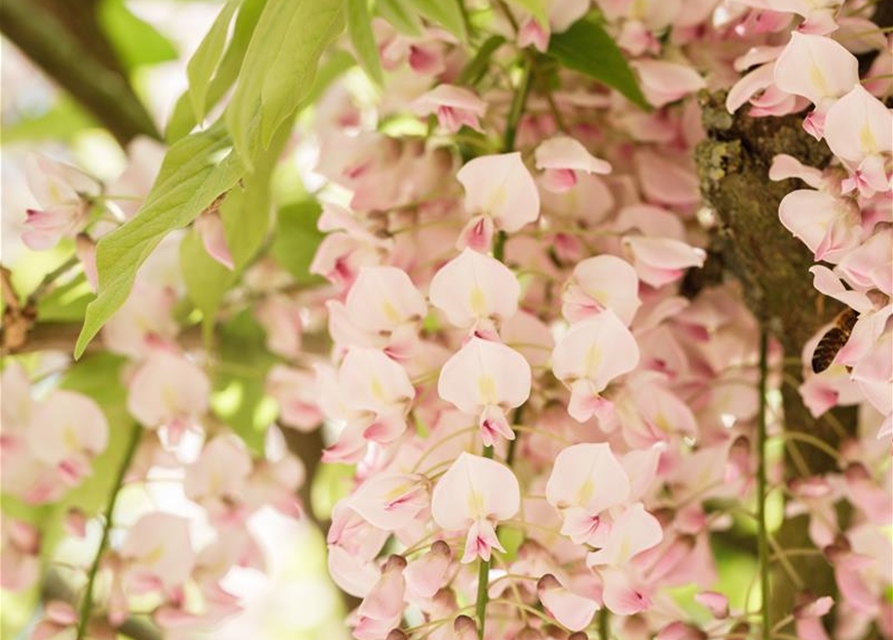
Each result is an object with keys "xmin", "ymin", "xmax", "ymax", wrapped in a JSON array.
[
  {"xmin": 226, "ymin": 0, "xmax": 345, "ymax": 167},
  {"xmin": 376, "ymin": 0, "xmax": 423, "ymax": 36},
  {"xmin": 180, "ymin": 226, "xmax": 237, "ymax": 340},
  {"xmin": 167, "ymin": 0, "xmax": 267, "ymax": 142},
  {"xmin": 187, "ymin": 0, "xmax": 243, "ymax": 122},
  {"xmin": 311, "ymin": 463, "xmax": 356, "ymax": 521},
  {"xmin": 506, "ymin": 0, "xmax": 547, "ymax": 26},
  {"xmin": 75, "ymin": 124, "xmax": 243, "ymax": 358},
  {"xmin": 458, "ymin": 35, "xmax": 506, "ymax": 86},
  {"xmin": 270, "ymin": 200, "xmax": 325, "ymax": 285},
  {"xmin": 497, "ymin": 526, "xmax": 524, "ymax": 562},
  {"xmin": 37, "ymin": 274, "xmax": 93, "ymax": 322},
  {"xmin": 98, "ymin": 0, "xmax": 178, "ymax": 72},
  {"xmin": 406, "ymin": 0, "xmax": 466, "ymax": 40},
  {"xmin": 346, "ymin": 0, "xmax": 384, "ymax": 86},
  {"xmin": 222, "ymin": 112, "xmax": 297, "ymax": 270},
  {"xmin": 213, "ymin": 311, "xmax": 278, "ymax": 453},
  {"xmin": 548, "ymin": 19, "xmax": 649, "ymax": 110}
]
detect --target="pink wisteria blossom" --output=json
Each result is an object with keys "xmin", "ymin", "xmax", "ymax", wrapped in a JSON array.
[
  {"xmin": 552, "ymin": 310, "xmax": 640, "ymax": 423},
  {"xmin": 438, "ymin": 337, "xmax": 531, "ymax": 446},
  {"xmin": 430, "ymin": 452, "xmax": 520, "ymax": 563},
  {"xmin": 456, "ymin": 152, "xmax": 539, "ymax": 251},
  {"xmin": 6, "ymin": 1, "xmax": 893, "ymax": 638}
]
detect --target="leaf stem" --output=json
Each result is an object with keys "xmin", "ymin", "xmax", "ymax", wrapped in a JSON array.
[
  {"xmin": 76, "ymin": 422, "xmax": 141, "ymax": 640},
  {"xmin": 756, "ymin": 329, "xmax": 771, "ymax": 640},
  {"xmin": 599, "ymin": 608, "xmax": 610, "ymax": 640}
]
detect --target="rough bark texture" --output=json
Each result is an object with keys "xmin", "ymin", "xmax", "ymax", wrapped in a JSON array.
[{"xmin": 696, "ymin": 92, "xmax": 859, "ymax": 627}]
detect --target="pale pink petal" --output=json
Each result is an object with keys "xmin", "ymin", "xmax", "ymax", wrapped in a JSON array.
[
  {"xmin": 632, "ymin": 60, "xmax": 706, "ymax": 108},
  {"xmin": 824, "ymin": 84, "xmax": 893, "ymax": 166},
  {"xmin": 347, "ymin": 266, "xmax": 427, "ymax": 335},
  {"xmin": 769, "ymin": 154, "xmax": 825, "ymax": 188},
  {"xmin": 518, "ymin": 17, "xmax": 549, "ymax": 52},
  {"xmin": 412, "ymin": 85, "xmax": 487, "ymax": 133},
  {"xmin": 587, "ymin": 503, "xmax": 663, "ymax": 566},
  {"xmin": 438, "ymin": 337, "xmax": 531, "ymax": 416},
  {"xmin": 430, "ymin": 452, "xmax": 520, "ymax": 530},
  {"xmin": 623, "ymin": 236, "xmax": 706, "ymax": 287},
  {"xmin": 774, "ymin": 32, "xmax": 859, "ymax": 107},
  {"xmin": 621, "ymin": 446, "xmax": 663, "ymax": 501},
  {"xmin": 351, "ymin": 475, "xmax": 429, "ymax": 531},
  {"xmin": 726, "ymin": 63, "xmax": 775, "ymax": 113},
  {"xmin": 184, "ymin": 436, "xmax": 252, "ymax": 503},
  {"xmin": 327, "ymin": 545, "xmax": 381, "ymax": 598},
  {"xmin": 656, "ymin": 622, "xmax": 706, "ymax": 640},
  {"xmin": 537, "ymin": 574, "xmax": 599, "ymax": 632},
  {"xmin": 121, "ymin": 512, "xmax": 196, "ymax": 589},
  {"xmin": 809, "ymin": 266, "xmax": 873, "ymax": 312},
  {"xmin": 429, "ymin": 248, "xmax": 520, "ymax": 330},
  {"xmin": 546, "ymin": 442, "xmax": 630, "ymax": 515},
  {"xmin": 195, "ymin": 212, "xmax": 234, "ymax": 270},
  {"xmin": 836, "ymin": 229, "xmax": 892, "ymax": 295},
  {"xmin": 535, "ymin": 137, "xmax": 612, "ymax": 186},
  {"xmin": 27, "ymin": 390, "xmax": 108, "ymax": 470},
  {"xmin": 357, "ymin": 555, "xmax": 406, "ymax": 621},
  {"xmin": 457, "ymin": 214, "xmax": 496, "ymax": 252},
  {"xmin": 695, "ymin": 591, "xmax": 729, "ymax": 618},
  {"xmin": 461, "ymin": 517, "xmax": 504, "ymax": 563},
  {"xmin": 405, "ymin": 540, "xmax": 451, "ymax": 599},
  {"xmin": 457, "ymin": 153, "xmax": 540, "ymax": 233},
  {"xmin": 552, "ymin": 310, "xmax": 640, "ymax": 400},
  {"xmin": 778, "ymin": 189, "xmax": 861, "ymax": 263},
  {"xmin": 339, "ymin": 347, "xmax": 414, "ymax": 416},
  {"xmin": 127, "ymin": 351, "xmax": 210, "ymax": 430},
  {"xmin": 634, "ymin": 151, "xmax": 700, "ymax": 206},
  {"xmin": 600, "ymin": 566, "xmax": 653, "ymax": 615},
  {"xmin": 563, "ymin": 255, "xmax": 641, "ymax": 326}
]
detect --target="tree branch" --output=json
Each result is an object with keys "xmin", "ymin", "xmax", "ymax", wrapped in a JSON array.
[
  {"xmin": 1, "ymin": 0, "xmax": 161, "ymax": 145},
  {"xmin": 696, "ymin": 91, "xmax": 858, "ymax": 632}
]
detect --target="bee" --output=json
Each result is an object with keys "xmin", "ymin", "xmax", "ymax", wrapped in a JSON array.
[{"xmin": 811, "ymin": 308, "xmax": 859, "ymax": 374}]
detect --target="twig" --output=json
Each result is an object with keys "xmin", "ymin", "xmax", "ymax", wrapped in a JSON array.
[{"xmin": 76, "ymin": 423, "xmax": 142, "ymax": 639}]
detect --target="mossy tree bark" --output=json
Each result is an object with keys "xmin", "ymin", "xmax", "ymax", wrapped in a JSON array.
[{"xmin": 695, "ymin": 92, "xmax": 860, "ymax": 630}]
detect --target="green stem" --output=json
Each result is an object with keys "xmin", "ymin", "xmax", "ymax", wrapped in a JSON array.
[
  {"xmin": 502, "ymin": 56, "xmax": 533, "ymax": 153},
  {"xmin": 28, "ymin": 255, "xmax": 80, "ymax": 304},
  {"xmin": 474, "ymin": 44, "xmax": 534, "ymax": 640},
  {"xmin": 599, "ymin": 608, "xmax": 610, "ymax": 640},
  {"xmin": 757, "ymin": 330, "xmax": 771, "ymax": 640},
  {"xmin": 76, "ymin": 423, "xmax": 141, "ymax": 640}
]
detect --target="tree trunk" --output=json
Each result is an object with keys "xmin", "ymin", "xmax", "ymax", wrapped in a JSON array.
[{"xmin": 696, "ymin": 91, "xmax": 858, "ymax": 629}]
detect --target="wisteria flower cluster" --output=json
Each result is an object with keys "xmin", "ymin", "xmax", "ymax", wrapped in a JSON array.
[{"xmin": 2, "ymin": 0, "xmax": 890, "ymax": 639}]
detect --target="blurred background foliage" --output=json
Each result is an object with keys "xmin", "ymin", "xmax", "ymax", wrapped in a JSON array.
[{"xmin": 1, "ymin": 2, "xmax": 352, "ymax": 638}]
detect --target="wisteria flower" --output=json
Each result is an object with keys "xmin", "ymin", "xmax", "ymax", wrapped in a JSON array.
[
  {"xmin": 438, "ymin": 337, "xmax": 531, "ymax": 446},
  {"xmin": 456, "ymin": 152, "xmax": 540, "ymax": 251},
  {"xmin": 430, "ymin": 452, "xmax": 520, "ymax": 563}
]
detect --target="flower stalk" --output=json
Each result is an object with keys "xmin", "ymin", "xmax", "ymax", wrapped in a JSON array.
[{"xmin": 756, "ymin": 329, "xmax": 771, "ymax": 640}]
